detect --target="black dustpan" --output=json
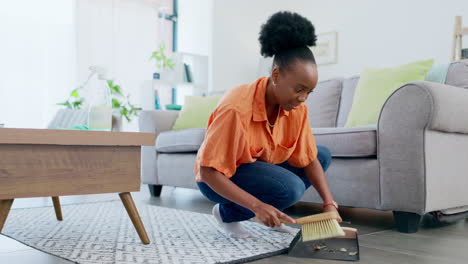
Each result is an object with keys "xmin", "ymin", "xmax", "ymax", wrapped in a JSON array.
[{"xmin": 288, "ymin": 227, "xmax": 360, "ymax": 261}]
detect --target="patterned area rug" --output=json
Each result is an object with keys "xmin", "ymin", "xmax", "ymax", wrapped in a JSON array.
[{"xmin": 1, "ymin": 201, "xmax": 298, "ymax": 264}]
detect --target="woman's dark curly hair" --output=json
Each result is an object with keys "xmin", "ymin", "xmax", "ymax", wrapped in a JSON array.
[{"xmin": 259, "ymin": 11, "xmax": 317, "ymax": 72}]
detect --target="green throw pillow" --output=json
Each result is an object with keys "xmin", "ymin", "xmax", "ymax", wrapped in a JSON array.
[
  {"xmin": 172, "ymin": 95, "xmax": 223, "ymax": 130},
  {"xmin": 344, "ymin": 59, "xmax": 434, "ymax": 127}
]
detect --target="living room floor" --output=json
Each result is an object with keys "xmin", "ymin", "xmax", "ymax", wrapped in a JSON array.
[{"xmin": 1, "ymin": 186, "xmax": 467, "ymax": 264}]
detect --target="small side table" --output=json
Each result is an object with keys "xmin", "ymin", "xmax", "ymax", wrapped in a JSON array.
[{"xmin": 0, "ymin": 128, "xmax": 155, "ymax": 244}]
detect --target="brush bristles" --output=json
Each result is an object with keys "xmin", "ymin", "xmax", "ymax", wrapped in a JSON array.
[
  {"xmin": 301, "ymin": 218, "xmax": 345, "ymax": 242},
  {"xmin": 295, "ymin": 211, "xmax": 339, "ymax": 225}
]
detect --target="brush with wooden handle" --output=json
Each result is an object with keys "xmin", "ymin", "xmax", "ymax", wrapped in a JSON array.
[{"xmin": 283, "ymin": 211, "xmax": 346, "ymax": 242}]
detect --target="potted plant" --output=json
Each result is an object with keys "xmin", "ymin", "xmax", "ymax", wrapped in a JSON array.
[
  {"xmin": 149, "ymin": 42, "xmax": 182, "ymax": 110},
  {"xmin": 57, "ymin": 80, "xmax": 141, "ymax": 131},
  {"xmin": 149, "ymin": 42, "xmax": 175, "ymax": 73},
  {"xmin": 107, "ymin": 80, "xmax": 142, "ymax": 130}
]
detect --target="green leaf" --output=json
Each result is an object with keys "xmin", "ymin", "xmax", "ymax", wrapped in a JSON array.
[
  {"xmin": 150, "ymin": 51, "xmax": 162, "ymax": 61},
  {"xmin": 57, "ymin": 102, "xmax": 72, "ymax": 109},
  {"xmin": 72, "ymin": 101, "xmax": 83, "ymax": 109},
  {"xmin": 112, "ymin": 98, "xmax": 121, "ymax": 108},
  {"xmin": 57, "ymin": 101, "xmax": 73, "ymax": 109},
  {"xmin": 151, "ymin": 42, "xmax": 174, "ymax": 70},
  {"xmin": 71, "ymin": 90, "xmax": 79, "ymax": 98},
  {"xmin": 113, "ymin": 85, "xmax": 123, "ymax": 95},
  {"xmin": 107, "ymin": 80, "xmax": 124, "ymax": 96},
  {"xmin": 120, "ymin": 107, "xmax": 130, "ymax": 122},
  {"xmin": 167, "ymin": 60, "xmax": 175, "ymax": 69}
]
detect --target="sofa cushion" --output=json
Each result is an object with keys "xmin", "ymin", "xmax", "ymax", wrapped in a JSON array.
[
  {"xmin": 344, "ymin": 59, "xmax": 434, "ymax": 127},
  {"xmin": 305, "ymin": 78, "xmax": 343, "ymax": 128},
  {"xmin": 172, "ymin": 95, "xmax": 223, "ymax": 130},
  {"xmin": 156, "ymin": 128, "xmax": 205, "ymax": 153},
  {"xmin": 445, "ymin": 60, "xmax": 468, "ymax": 89},
  {"xmin": 336, "ymin": 61, "xmax": 467, "ymax": 128},
  {"xmin": 314, "ymin": 126, "xmax": 377, "ymax": 157},
  {"xmin": 157, "ymin": 126, "xmax": 376, "ymax": 157},
  {"xmin": 336, "ymin": 76, "xmax": 360, "ymax": 127}
]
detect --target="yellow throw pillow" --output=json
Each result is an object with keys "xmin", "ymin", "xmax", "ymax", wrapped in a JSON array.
[
  {"xmin": 345, "ymin": 59, "xmax": 434, "ymax": 127},
  {"xmin": 172, "ymin": 95, "xmax": 223, "ymax": 130}
]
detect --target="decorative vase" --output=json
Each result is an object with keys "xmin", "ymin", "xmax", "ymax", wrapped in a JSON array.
[{"xmin": 111, "ymin": 110, "xmax": 123, "ymax": 131}]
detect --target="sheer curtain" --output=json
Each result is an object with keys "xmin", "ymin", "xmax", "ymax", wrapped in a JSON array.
[{"xmin": 0, "ymin": 0, "xmax": 76, "ymax": 128}]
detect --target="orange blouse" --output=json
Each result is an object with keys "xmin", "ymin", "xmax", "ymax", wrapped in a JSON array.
[{"xmin": 194, "ymin": 77, "xmax": 317, "ymax": 182}]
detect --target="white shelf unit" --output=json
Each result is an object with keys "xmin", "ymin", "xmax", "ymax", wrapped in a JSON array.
[
  {"xmin": 141, "ymin": 52, "xmax": 209, "ymax": 110},
  {"xmin": 162, "ymin": 52, "xmax": 209, "ymax": 104},
  {"xmin": 173, "ymin": 52, "xmax": 208, "ymax": 90}
]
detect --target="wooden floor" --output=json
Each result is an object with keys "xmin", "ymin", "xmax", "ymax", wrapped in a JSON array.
[{"xmin": 1, "ymin": 186, "xmax": 467, "ymax": 264}]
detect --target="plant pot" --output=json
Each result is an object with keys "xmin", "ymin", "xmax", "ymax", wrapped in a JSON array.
[{"xmin": 112, "ymin": 111, "xmax": 123, "ymax": 131}]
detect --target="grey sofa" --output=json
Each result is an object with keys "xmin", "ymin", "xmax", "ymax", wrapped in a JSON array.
[{"xmin": 139, "ymin": 60, "xmax": 468, "ymax": 233}]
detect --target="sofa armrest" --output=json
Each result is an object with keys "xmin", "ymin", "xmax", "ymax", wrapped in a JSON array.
[
  {"xmin": 138, "ymin": 110, "xmax": 180, "ymax": 185},
  {"xmin": 377, "ymin": 81, "xmax": 468, "ymax": 214},
  {"xmin": 424, "ymin": 83, "xmax": 468, "ymax": 133}
]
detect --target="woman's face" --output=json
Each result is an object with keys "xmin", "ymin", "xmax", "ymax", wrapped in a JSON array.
[{"xmin": 271, "ymin": 60, "xmax": 318, "ymax": 111}]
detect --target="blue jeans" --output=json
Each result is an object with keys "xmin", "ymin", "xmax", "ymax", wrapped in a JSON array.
[{"xmin": 196, "ymin": 145, "xmax": 332, "ymax": 222}]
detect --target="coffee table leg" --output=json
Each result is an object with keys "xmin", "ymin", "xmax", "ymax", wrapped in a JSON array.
[
  {"xmin": 52, "ymin": 197, "xmax": 63, "ymax": 221},
  {"xmin": 0, "ymin": 199, "xmax": 14, "ymax": 232},
  {"xmin": 119, "ymin": 192, "xmax": 150, "ymax": 244}
]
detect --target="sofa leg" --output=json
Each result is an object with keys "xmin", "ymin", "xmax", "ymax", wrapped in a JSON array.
[
  {"xmin": 393, "ymin": 211, "xmax": 422, "ymax": 233},
  {"xmin": 148, "ymin": 184, "xmax": 163, "ymax": 197}
]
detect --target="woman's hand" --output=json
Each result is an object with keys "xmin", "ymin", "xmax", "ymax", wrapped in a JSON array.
[
  {"xmin": 323, "ymin": 205, "xmax": 343, "ymax": 223},
  {"xmin": 252, "ymin": 202, "xmax": 296, "ymax": 227}
]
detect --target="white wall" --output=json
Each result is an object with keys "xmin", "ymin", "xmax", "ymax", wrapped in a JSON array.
[
  {"xmin": 178, "ymin": 0, "xmax": 212, "ymax": 57},
  {"xmin": 76, "ymin": 0, "xmax": 164, "ymax": 82},
  {"xmin": 178, "ymin": 0, "xmax": 213, "ymax": 92},
  {"xmin": 212, "ymin": 0, "xmax": 468, "ymax": 92},
  {"xmin": 3, "ymin": 1, "xmax": 467, "ymax": 128},
  {"xmin": 0, "ymin": 0, "xmax": 75, "ymax": 128}
]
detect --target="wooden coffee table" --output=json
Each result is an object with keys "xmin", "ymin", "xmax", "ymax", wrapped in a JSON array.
[{"xmin": 0, "ymin": 128, "xmax": 155, "ymax": 244}]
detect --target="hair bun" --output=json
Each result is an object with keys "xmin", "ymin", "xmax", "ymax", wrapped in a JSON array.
[{"xmin": 259, "ymin": 11, "xmax": 316, "ymax": 57}]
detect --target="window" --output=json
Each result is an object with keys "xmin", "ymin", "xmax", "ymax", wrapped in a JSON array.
[{"xmin": 0, "ymin": 0, "xmax": 75, "ymax": 128}]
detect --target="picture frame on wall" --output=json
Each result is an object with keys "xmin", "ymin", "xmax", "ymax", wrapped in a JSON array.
[{"xmin": 311, "ymin": 32, "xmax": 338, "ymax": 65}]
